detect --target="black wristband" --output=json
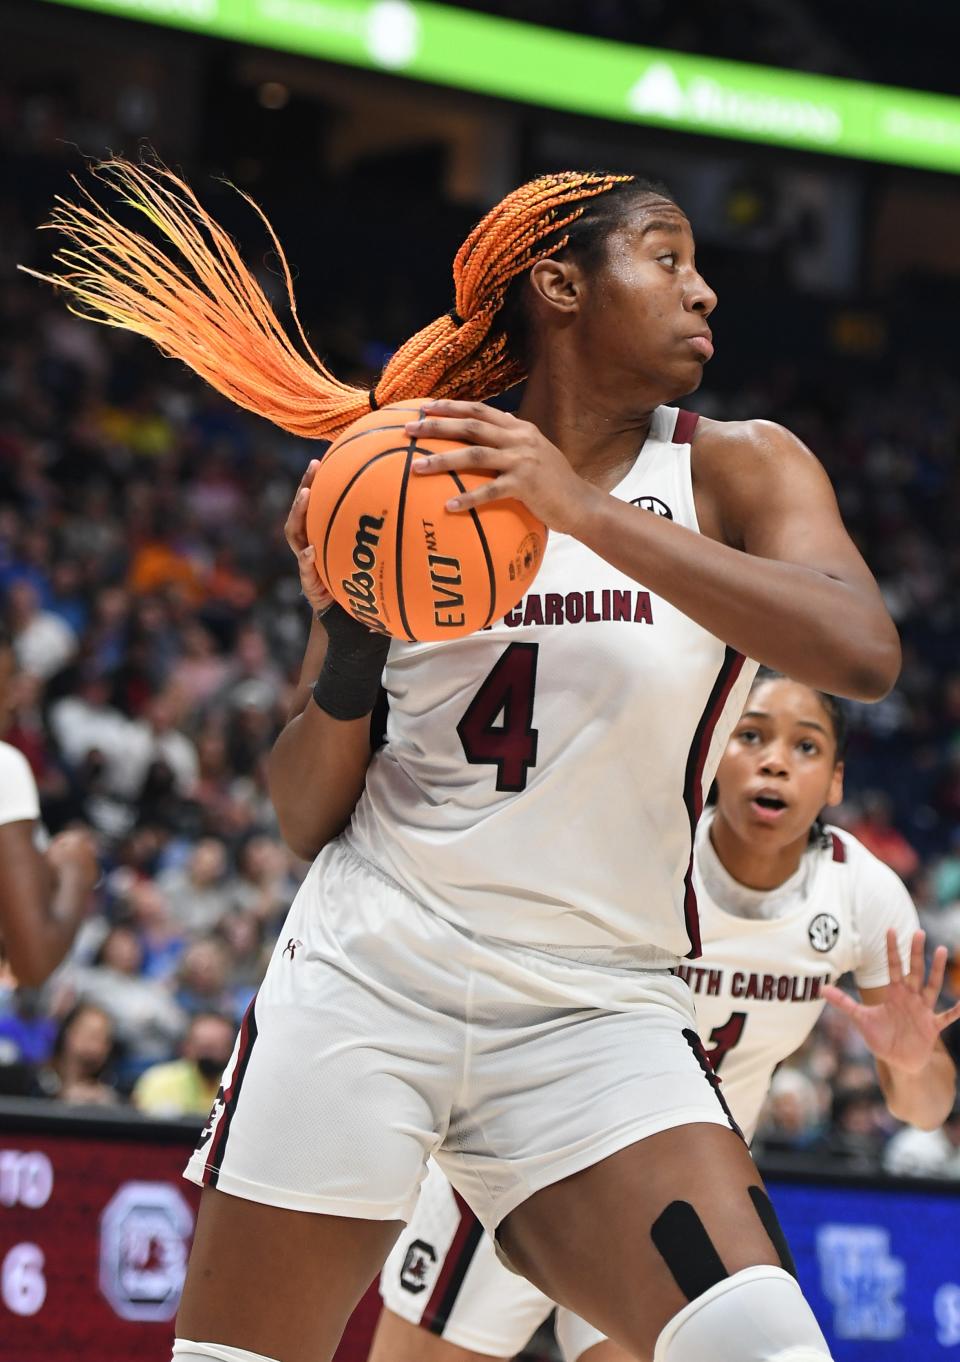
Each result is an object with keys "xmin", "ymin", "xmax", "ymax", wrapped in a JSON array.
[{"xmin": 311, "ymin": 604, "xmax": 391, "ymax": 720}]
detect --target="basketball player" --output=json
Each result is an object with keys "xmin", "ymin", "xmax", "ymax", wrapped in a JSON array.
[
  {"xmin": 0, "ymin": 626, "xmax": 98, "ymax": 984},
  {"xmin": 370, "ymin": 671, "xmax": 959, "ymax": 1362},
  {"xmin": 32, "ymin": 165, "xmax": 902, "ymax": 1362}
]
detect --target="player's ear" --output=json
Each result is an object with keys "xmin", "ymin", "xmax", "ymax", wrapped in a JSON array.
[
  {"xmin": 825, "ymin": 761, "xmax": 844, "ymax": 807},
  {"xmin": 528, "ymin": 256, "xmax": 582, "ymax": 318}
]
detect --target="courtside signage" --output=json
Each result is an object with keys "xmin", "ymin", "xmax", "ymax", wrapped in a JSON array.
[{"xmin": 41, "ymin": 0, "xmax": 960, "ymax": 173}]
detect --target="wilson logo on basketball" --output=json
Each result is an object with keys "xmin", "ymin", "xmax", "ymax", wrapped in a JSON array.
[{"xmin": 341, "ymin": 513, "xmax": 389, "ymax": 633}]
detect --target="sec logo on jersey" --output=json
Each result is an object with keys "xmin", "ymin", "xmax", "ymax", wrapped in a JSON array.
[
  {"xmin": 630, "ymin": 495, "xmax": 673, "ymax": 518},
  {"xmin": 809, "ymin": 913, "xmax": 841, "ymax": 952}
]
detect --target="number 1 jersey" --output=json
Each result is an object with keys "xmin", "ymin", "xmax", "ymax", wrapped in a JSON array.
[
  {"xmin": 688, "ymin": 809, "xmax": 919, "ymax": 1140},
  {"xmin": 347, "ymin": 405, "xmax": 758, "ymax": 963}
]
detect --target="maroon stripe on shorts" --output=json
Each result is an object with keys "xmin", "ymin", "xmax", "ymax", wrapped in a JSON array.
[
  {"xmin": 831, "ymin": 832, "xmax": 846, "ymax": 863},
  {"xmin": 673, "ymin": 409, "xmax": 700, "ymax": 445},
  {"xmin": 683, "ymin": 1027, "xmax": 745, "ymax": 1142},
  {"xmin": 423, "ymin": 1190, "xmax": 485, "ymax": 1336},
  {"xmin": 203, "ymin": 996, "xmax": 258, "ymax": 1188},
  {"xmin": 681, "ymin": 647, "xmax": 747, "ymax": 957}
]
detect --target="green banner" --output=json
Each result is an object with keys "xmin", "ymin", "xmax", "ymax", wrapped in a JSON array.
[{"xmin": 42, "ymin": 0, "xmax": 960, "ymax": 173}]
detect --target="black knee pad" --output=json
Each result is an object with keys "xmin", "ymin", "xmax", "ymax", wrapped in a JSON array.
[{"xmin": 650, "ymin": 1185, "xmax": 797, "ymax": 1305}]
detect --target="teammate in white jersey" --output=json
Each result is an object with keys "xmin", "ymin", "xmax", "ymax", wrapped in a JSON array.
[
  {"xmin": 0, "ymin": 626, "xmax": 98, "ymax": 985},
  {"xmin": 35, "ymin": 164, "xmax": 900, "ymax": 1362},
  {"xmin": 373, "ymin": 673, "xmax": 959, "ymax": 1362}
]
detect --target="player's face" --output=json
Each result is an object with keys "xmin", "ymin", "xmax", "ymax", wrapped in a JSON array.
[
  {"xmin": 714, "ymin": 679, "xmax": 844, "ymax": 850},
  {"xmin": 586, "ymin": 201, "xmax": 718, "ymax": 400}
]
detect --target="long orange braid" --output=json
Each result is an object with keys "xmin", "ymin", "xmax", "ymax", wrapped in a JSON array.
[{"xmin": 21, "ymin": 160, "xmax": 633, "ymax": 440}]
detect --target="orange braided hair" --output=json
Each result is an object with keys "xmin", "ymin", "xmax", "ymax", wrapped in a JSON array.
[{"xmin": 21, "ymin": 160, "xmax": 635, "ymax": 440}]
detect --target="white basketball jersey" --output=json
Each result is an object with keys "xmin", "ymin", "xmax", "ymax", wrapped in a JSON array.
[
  {"xmin": 0, "ymin": 741, "xmax": 40, "ymax": 827},
  {"xmin": 683, "ymin": 810, "xmax": 919, "ymax": 1140},
  {"xmin": 348, "ymin": 406, "xmax": 757, "ymax": 961}
]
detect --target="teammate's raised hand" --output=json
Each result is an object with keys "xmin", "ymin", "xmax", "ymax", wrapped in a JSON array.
[
  {"xmin": 285, "ymin": 459, "xmax": 333, "ymax": 615},
  {"xmin": 823, "ymin": 929, "xmax": 960, "ymax": 1074}
]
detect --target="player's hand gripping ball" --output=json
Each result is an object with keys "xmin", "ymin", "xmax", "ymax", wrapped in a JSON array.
[{"xmin": 306, "ymin": 401, "xmax": 547, "ymax": 642}]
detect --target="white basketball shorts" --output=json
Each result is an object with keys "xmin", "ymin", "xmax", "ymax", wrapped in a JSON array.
[
  {"xmin": 185, "ymin": 838, "xmax": 739, "ymax": 1234},
  {"xmin": 380, "ymin": 1159, "xmax": 553, "ymax": 1355},
  {"xmin": 381, "ymin": 1161, "xmax": 608, "ymax": 1360}
]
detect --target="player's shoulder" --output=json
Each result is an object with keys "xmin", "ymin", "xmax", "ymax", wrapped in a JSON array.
[
  {"xmin": 0, "ymin": 742, "xmax": 40, "ymax": 829},
  {"xmin": 689, "ymin": 417, "xmax": 827, "ymax": 543},
  {"xmin": 0, "ymin": 740, "xmax": 36, "ymax": 785},
  {"xmin": 692, "ymin": 415, "xmax": 821, "ymax": 478},
  {"xmin": 821, "ymin": 824, "xmax": 913, "ymax": 905}
]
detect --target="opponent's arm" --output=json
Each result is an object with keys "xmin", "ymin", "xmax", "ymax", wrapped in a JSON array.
[
  {"xmin": 406, "ymin": 404, "xmax": 900, "ymax": 701},
  {"xmin": 824, "ymin": 930, "xmax": 959, "ymax": 1131},
  {"xmin": 267, "ymin": 462, "xmax": 386, "ymax": 861},
  {"xmin": 0, "ymin": 825, "xmax": 98, "ymax": 986}
]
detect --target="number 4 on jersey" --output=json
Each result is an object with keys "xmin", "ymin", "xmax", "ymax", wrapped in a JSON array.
[{"xmin": 457, "ymin": 643, "xmax": 539, "ymax": 792}]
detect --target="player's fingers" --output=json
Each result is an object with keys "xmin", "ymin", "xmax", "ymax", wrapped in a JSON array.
[
  {"xmin": 908, "ymin": 929, "xmax": 926, "ymax": 987},
  {"xmin": 412, "ymin": 446, "xmax": 508, "ymax": 476},
  {"xmin": 420, "ymin": 398, "xmax": 515, "ymax": 427},
  {"xmin": 297, "ymin": 457, "xmax": 321, "ymax": 492},
  {"xmin": 924, "ymin": 944, "xmax": 948, "ymax": 1005},
  {"xmin": 297, "ymin": 538, "xmax": 322, "ymax": 580},
  {"xmin": 886, "ymin": 928, "xmax": 904, "ymax": 987},
  {"xmin": 936, "ymin": 998, "xmax": 960, "ymax": 1032},
  {"xmin": 406, "ymin": 415, "xmax": 508, "ymax": 447},
  {"xmin": 822, "ymin": 984, "xmax": 860, "ymax": 1020},
  {"xmin": 445, "ymin": 476, "xmax": 515, "ymax": 513},
  {"xmin": 298, "ymin": 544, "xmax": 331, "ymax": 608},
  {"xmin": 285, "ymin": 485, "xmax": 312, "ymax": 552}
]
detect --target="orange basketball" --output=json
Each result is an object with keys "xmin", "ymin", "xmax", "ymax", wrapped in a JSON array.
[{"xmin": 306, "ymin": 401, "xmax": 547, "ymax": 642}]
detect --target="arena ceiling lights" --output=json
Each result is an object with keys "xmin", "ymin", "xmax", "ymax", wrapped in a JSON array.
[{"xmin": 43, "ymin": 0, "xmax": 960, "ymax": 174}]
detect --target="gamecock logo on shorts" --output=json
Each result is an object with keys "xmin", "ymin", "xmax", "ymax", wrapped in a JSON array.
[
  {"xmin": 99, "ymin": 1181, "xmax": 194, "ymax": 1321},
  {"xmin": 400, "ymin": 1239, "xmax": 437, "ymax": 1294},
  {"xmin": 808, "ymin": 913, "xmax": 841, "ymax": 952}
]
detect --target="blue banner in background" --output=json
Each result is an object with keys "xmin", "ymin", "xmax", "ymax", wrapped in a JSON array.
[{"xmin": 768, "ymin": 1177, "xmax": 960, "ymax": 1358}]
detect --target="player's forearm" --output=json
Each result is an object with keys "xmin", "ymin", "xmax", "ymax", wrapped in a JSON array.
[
  {"xmin": 573, "ymin": 489, "xmax": 899, "ymax": 701},
  {"xmin": 878, "ymin": 1045, "xmax": 957, "ymax": 1131},
  {"xmin": 272, "ymin": 606, "xmax": 387, "ymax": 859},
  {"xmin": 4, "ymin": 867, "xmax": 87, "ymax": 987},
  {"xmin": 35, "ymin": 873, "xmax": 90, "ymax": 978},
  {"xmin": 267, "ymin": 701, "xmax": 372, "ymax": 861},
  {"xmin": 287, "ymin": 614, "xmax": 330, "ymax": 722}
]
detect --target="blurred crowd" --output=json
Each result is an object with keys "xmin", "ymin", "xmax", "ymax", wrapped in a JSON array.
[
  {"xmin": 0, "ymin": 130, "xmax": 958, "ymax": 1174},
  {"xmin": 0, "ymin": 259, "xmax": 313, "ymax": 1112}
]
